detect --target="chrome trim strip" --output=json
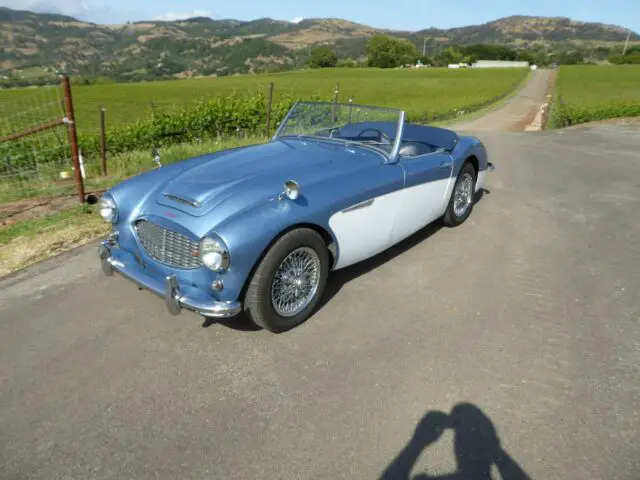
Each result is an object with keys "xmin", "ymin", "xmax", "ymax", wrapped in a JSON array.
[
  {"xmin": 341, "ymin": 198, "xmax": 375, "ymax": 213},
  {"xmin": 388, "ymin": 110, "xmax": 406, "ymax": 164},
  {"xmin": 273, "ymin": 100, "xmax": 299, "ymax": 140},
  {"xmin": 99, "ymin": 243, "xmax": 241, "ymax": 319}
]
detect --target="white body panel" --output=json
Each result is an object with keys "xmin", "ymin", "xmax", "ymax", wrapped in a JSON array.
[
  {"xmin": 390, "ymin": 178, "xmax": 450, "ymax": 243},
  {"xmin": 329, "ymin": 178, "xmax": 451, "ymax": 270},
  {"xmin": 476, "ymin": 170, "xmax": 487, "ymax": 192}
]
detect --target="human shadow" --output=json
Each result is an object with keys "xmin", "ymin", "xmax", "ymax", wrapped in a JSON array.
[{"xmin": 380, "ymin": 403, "xmax": 530, "ymax": 480}]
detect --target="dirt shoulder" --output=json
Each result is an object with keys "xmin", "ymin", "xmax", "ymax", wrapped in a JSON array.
[{"xmin": 451, "ymin": 68, "xmax": 556, "ymax": 132}]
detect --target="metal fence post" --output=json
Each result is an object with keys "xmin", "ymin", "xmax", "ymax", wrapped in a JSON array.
[
  {"xmin": 266, "ymin": 82, "xmax": 274, "ymax": 137},
  {"xmin": 62, "ymin": 75, "xmax": 85, "ymax": 203},
  {"xmin": 99, "ymin": 106, "xmax": 107, "ymax": 176}
]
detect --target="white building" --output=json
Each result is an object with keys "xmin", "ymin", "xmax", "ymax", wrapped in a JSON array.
[{"xmin": 471, "ymin": 60, "xmax": 530, "ymax": 68}]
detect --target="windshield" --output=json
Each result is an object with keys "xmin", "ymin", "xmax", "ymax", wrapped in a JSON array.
[{"xmin": 274, "ymin": 102, "xmax": 404, "ymax": 156}]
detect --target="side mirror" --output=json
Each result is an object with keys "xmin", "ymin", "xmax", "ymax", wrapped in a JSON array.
[{"xmin": 279, "ymin": 180, "xmax": 300, "ymax": 200}]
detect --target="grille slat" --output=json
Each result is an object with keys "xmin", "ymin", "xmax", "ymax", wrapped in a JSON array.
[{"xmin": 135, "ymin": 220, "xmax": 202, "ymax": 269}]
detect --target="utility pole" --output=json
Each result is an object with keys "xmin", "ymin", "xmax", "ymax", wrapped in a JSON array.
[
  {"xmin": 423, "ymin": 38, "xmax": 427, "ymax": 57},
  {"xmin": 623, "ymin": 30, "xmax": 631, "ymax": 56}
]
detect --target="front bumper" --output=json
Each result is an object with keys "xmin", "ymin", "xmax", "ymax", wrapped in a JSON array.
[{"xmin": 98, "ymin": 241, "xmax": 241, "ymax": 319}]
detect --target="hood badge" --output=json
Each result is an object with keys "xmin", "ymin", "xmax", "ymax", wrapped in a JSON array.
[{"xmin": 164, "ymin": 194, "xmax": 200, "ymax": 208}]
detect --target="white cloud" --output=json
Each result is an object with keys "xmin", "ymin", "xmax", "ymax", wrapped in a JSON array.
[
  {"xmin": 290, "ymin": 16, "xmax": 304, "ymax": 24},
  {"xmin": 153, "ymin": 9, "xmax": 212, "ymax": 21},
  {"xmin": 4, "ymin": 0, "xmax": 89, "ymax": 17}
]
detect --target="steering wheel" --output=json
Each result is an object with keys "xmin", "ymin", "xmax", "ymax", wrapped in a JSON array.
[{"xmin": 356, "ymin": 128, "xmax": 392, "ymax": 145}]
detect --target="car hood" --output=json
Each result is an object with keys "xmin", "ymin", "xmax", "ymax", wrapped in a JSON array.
[{"xmin": 154, "ymin": 138, "xmax": 382, "ymax": 220}]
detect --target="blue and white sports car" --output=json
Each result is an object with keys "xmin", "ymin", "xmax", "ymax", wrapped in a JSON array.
[{"xmin": 98, "ymin": 102, "xmax": 493, "ymax": 332}]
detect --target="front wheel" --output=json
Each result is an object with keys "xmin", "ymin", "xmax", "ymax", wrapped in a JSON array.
[
  {"xmin": 443, "ymin": 162, "xmax": 476, "ymax": 227},
  {"xmin": 244, "ymin": 228, "xmax": 329, "ymax": 333}
]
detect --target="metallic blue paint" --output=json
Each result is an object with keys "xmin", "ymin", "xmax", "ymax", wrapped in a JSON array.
[{"xmin": 101, "ymin": 108, "xmax": 490, "ymax": 315}]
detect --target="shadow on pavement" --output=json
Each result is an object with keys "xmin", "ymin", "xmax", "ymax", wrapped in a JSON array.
[
  {"xmin": 380, "ymin": 403, "xmax": 530, "ymax": 480},
  {"xmin": 317, "ymin": 188, "xmax": 489, "ymax": 313},
  {"xmin": 204, "ymin": 188, "xmax": 490, "ymax": 331}
]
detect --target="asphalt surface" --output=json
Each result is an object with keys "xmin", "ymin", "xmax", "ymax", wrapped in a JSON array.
[{"xmin": 2, "ymin": 82, "xmax": 640, "ymax": 479}]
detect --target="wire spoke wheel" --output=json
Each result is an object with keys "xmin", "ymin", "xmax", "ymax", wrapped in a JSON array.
[
  {"xmin": 453, "ymin": 172, "xmax": 474, "ymax": 217},
  {"xmin": 271, "ymin": 247, "xmax": 321, "ymax": 317}
]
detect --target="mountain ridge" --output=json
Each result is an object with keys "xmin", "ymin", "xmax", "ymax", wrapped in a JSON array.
[{"xmin": 1, "ymin": 7, "xmax": 638, "ymax": 81}]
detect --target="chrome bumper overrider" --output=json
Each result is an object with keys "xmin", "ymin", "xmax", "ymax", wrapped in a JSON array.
[{"xmin": 98, "ymin": 241, "xmax": 241, "ymax": 319}]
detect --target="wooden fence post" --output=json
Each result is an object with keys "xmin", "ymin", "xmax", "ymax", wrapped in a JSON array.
[
  {"xmin": 99, "ymin": 106, "xmax": 107, "ymax": 176},
  {"xmin": 62, "ymin": 75, "xmax": 85, "ymax": 203},
  {"xmin": 266, "ymin": 82, "xmax": 274, "ymax": 137}
]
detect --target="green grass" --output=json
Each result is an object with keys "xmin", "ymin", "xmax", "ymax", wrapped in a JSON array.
[
  {"xmin": 0, "ymin": 68, "xmax": 529, "ymax": 135},
  {"xmin": 0, "ymin": 205, "xmax": 90, "ymax": 245},
  {"xmin": 549, "ymin": 65, "xmax": 640, "ymax": 127}
]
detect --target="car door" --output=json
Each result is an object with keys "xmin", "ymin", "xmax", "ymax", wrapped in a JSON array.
[
  {"xmin": 389, "ymin": 151, "xmax": 454, "ymax": 244},
  {"xmin": 328, "ymin": 161, "xmax": 405, "ymax": 270}
]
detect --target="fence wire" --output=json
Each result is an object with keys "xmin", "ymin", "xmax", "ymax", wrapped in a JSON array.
[{"xmin": 0, "ymin": 81, "xmax": 75, "ymax": 202}]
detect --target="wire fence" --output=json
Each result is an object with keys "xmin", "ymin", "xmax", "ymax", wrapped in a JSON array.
[{"xmin": 0, "ymin": 76, "xmax": 84, "ymax": 204}]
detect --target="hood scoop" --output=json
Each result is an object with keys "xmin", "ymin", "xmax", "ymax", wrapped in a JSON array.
[{"xmin": 163, "ymin": 194, "xmax": 201, "ymax": 208}]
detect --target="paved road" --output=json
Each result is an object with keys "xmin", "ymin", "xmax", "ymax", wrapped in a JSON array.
[
  {"xmin": 453, "ymin": 69, "xmax": 554, "ymax": 132},
  {"xmin": 2, "ymin": 110, "xmax": 640, "ymax": 477}
]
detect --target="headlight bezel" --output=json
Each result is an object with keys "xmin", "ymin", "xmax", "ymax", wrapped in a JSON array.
[
  {"xmin": 199, "ymin": 236, "xmax": 230, "ymax": 272},
  {"xmin": 99, "ymin": 193, "xmax": 118, "ymax": 223}
]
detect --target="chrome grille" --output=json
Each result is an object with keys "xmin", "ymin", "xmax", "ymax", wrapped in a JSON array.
[{"xmin": 135, "ymin": 220, "xmax": 202, "ymax": 269}]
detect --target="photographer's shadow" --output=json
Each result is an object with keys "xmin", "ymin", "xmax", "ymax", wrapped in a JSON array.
[{"xmin": 381, "ymin": 403, "xmax": 530, "ymax": 480}]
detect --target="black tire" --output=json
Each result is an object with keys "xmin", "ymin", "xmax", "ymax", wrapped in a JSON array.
[
  {"xmin": 244, "ymin": 228, "xmax": 329, "ymax": 333},
  {"xmin": 443, "ymin": 162, "xmax": 477, "ymax": 227}
]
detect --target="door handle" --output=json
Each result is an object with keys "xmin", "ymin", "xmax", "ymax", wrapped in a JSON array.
[{"xmin": 439, "ymin": 160, "xmax": 452, "ymax": 169}]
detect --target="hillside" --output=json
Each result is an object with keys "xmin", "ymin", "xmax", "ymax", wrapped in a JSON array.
[{"xmin": 1, "ymin": 7, "xmax": 638, "ymax": 81}]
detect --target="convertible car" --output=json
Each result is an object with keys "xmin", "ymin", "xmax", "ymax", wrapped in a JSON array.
[{"xmin": 98, "ymin": 102, "xmax": 493, "ymax": 332}]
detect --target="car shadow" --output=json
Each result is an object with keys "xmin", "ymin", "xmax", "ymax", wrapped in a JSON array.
[
  {"xmin": 204, "ymin": 188, "xmax": 490, "ymax": 331},
  {"xmin": 380, "ymin": 402, "xmax": 530, "ymax": 480},
  {"xmin": 316, "ymin": 188, "xmax": 489, "ymax": 314}
]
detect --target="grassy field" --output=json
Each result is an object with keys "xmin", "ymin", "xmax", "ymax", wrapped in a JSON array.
[
  {"xmin": 0, "ymin": 68, "xmax": 529, "ymax": 134},
  {"xmin": 549, "ymin": 65, "xmax": 640, "ymax": 127}
]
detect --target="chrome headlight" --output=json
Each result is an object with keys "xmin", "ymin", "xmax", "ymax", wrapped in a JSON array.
[
  {"xmin": 99, "ymin": 193, "xmax": 118, "ymax": 223},
  {"xmin": 199, "ymin": 236, "xmax": 230, "ymax": 271}
]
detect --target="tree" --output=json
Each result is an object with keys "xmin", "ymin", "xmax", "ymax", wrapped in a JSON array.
[
  {"xmin": 366, "ymin": 35, "xmax": 419, "ymax": 68},
  {"xmin": 308, "ymin": 46, "xmax": 338, "ymax": 68}
]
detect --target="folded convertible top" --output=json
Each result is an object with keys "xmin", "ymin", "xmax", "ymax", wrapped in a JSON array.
[{"xmin": 337, "ymin": 121, "xmax": 459, "ymax": 152}]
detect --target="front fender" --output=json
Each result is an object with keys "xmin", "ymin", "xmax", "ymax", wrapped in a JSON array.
[{"xmin": 206, "ymin": 195, "xmax": 335, "ymax": 303}]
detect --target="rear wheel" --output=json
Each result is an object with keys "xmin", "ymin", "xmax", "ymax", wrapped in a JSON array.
[
  {"xmin": 443, "ymin": 162, "xmax": 476, "ymax": 227},
  {"xmin": 244, "ymin": 228, "xmax": 329, "ymax": 333}
]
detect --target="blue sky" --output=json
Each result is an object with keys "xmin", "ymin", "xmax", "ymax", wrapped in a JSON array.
[{"xmin": 5, "ymin": 0, "xmax": 640, "ymax": 33}]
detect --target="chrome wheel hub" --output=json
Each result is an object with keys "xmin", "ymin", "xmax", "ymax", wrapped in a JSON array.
[
  {"xmin": 453, "ymin": 172, "xmax": 474, "ymax": 217},
  {"xmin": 271, "ymin": 247, "xmax": 321, "ymax": 317}
]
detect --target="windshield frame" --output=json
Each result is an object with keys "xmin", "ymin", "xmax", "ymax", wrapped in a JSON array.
[{"xmin": 273, "ymin": 101, "xmax": 406, "ymax": 163}]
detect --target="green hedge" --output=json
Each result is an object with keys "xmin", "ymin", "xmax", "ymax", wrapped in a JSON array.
[
  {"xmin": 1, "ymin": 89, "xmax": 329, "ymax": 176},
  {"xmin": 548, "ymin": 65, "xmax": 640, "ymax": 128}
]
